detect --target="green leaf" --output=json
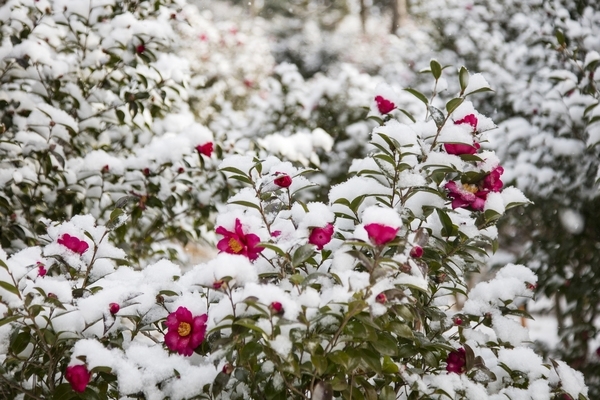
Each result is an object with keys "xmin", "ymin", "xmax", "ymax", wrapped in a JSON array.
[
  {"xmin": 158, "ymin": 290, "xmax": 179, "ymax": 297},
  {"xmin": 382, "ymin": 356, "xmax": 400, "ymax": 374},
  {"xmin": 220, "ymin": 166, "xmax": 249, "ymax": 176},
  {"xmin": 311, "ymin": 354, "xmax": 328, "ymax": 374},
  {"xmin": 399, "ymin": 108, "xmax": 416, "ymax": 122},
  {"xmin": 458, "ymin": 153, "xmax": 484, "ymax": 162},
  {"xmin": 259, "ymin": 243, "xmax": 286, "ymax": 256},
  {"xmin": 0, "ymin": 315, "xmax": 19, "ymax": 327},
  {"xmin": 404, "ymin": 88, "xmax": 429, "ymax": 105},
  {"xmin": 234, "ymin": 319, "xmax": 266, "ymax": 335},
  {"xmin": 465, "ymin": 87, "xmax": 494, "ymax": 96},
  {"xmin": 115, "ymin": 195, "xmax": 137, "ymax": 208},
  {"xmin": 436, "ymin": 209, "xmax": 454, "ymax": 237},
  {"xmin": 428, "ymin": 106, "xmax": 445, "ymax": 128},
  {"xmin": 0, "ymin": 280, "xmax": 19, "ymax": 296},
  {"xmin": 370, "ymin": 332, "xmax": 398, "ymax": 356},
  {"xmin": 459, "ymin": 66, "xmax": 469, "ymax": 92},
  {"xmin": 240, "ymin": 340, "xmax": 262, "ymax": 359},
  {"xmin": 228, "ymin": 175, "xmax": 254, "ymax": 185},
  {"xmin": 359, "ymin": 348, "xmax": 382, "ymax": 374},
  {"xmin": 556, "ymin": 29, "xmax": 566, "ymax": 46},
  {"xmin": 11, "ymin": 330, "xmax": 30, "ymax": 355},
  {"xmin": 430, "ymin": 59, "xmax": 442, "ymax": 80},
  {"xmin": 228, "ymin": 200, "xmax": 261, "ymax": 212},
  {"xmin": 292, "ymin": 244, "xmax": 315, "ymax": 267},
  {"xmin": 347, "ymin": 299, "xmax": 367, "ymax": 318},
  {"xmin": 380, "ymin": 386, "xmax": 396, "ymax": 400},
  {"xmin": 289, "ymin": 273, "xmax": 304, "ymax": 285},
  {"xmin": 52, "ymin": 383, "xmax": 78, "ymax": 400},
  {"xmin": 445, "ymin": 98, "xmax": 464, "ymax": 115},
  {"xmin": 391, "ymin": 322, "xmax": 414, "ymax": 339},
  {"xmin": 0, "ymin": 259, "xmax": 8, "ymax": 271},
  {"xmin": 484, "ymin": 209, "xmax": 501, "ymax": 223}
]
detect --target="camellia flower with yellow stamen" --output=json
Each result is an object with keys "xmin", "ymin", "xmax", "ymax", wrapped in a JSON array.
[
  {"xmin": 445, "ymin": 181, "xmax": 488, "ymax": 211},
  {"xmin": 164, "ymin": 306, "xmax": 208, "ymax": 356},
  {"xmin": 216, "ymin": 218, "xmax": 265, "ymax": 261}
]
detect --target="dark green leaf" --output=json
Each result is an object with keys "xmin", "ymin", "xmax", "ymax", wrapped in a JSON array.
[
  {"xmin": 445, "ymin": 98, "xmax": 464, "ymax": 115},
  {"xmin": 292, "ymin": 244, "xmax": 315, "ymax": 267},
  {"xmin": 436, "ymin": 209, "xmax": 454, "ymax": 237},
  {"xmin": 0, "ymin": 280, "xmax": 19, "ymax": 296},
  {"xmin": 428, "ymin": 106, "xmax": 445, "ymax": 128},
  {"xmin": 404, "ymin": 88, "xmax": 429, "ymax": 105},
  {"xmin": 459, "ymin": 66, "xmax": 469, "ymax": 92},
  {"xmin": 430, "ymin": 59, "xmax": 442, "ymax": 80}
]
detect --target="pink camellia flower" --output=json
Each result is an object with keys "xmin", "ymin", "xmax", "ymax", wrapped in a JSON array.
[
  {"xmin": 454, "ymin": 114, "xmax": 478, "ymax": 130},
  {"xmin": 65, "ymin": 365, "xmax": 91, "ymax": 393},
  {"xmin": 164, "ymin": 306, "xmax": 208, "ymax": 357},
  {"xmin": 109, "ymin": 303, "xmax": 120, "ymax": 315},
  {"xmin": 308, "ymin": 223, "xmax": 334, "ymax": 250},
  {"xmin": 37, "ymin": 262, "xmax": 47, "ymax": 277},
  {"xmin": 273, "ymin": 173, "xmax": 292, "ymax": 188},
  {"xmin": 446, "ymin": 348, "xmax": 467, "ymax": 374},
  {"xmin": 216, "ymin": 218, "xmax": 264, "ymax": 261},
  {"xmin": 481, "ymin": 165, "xmax": 504, "ymax": 192},
  {"xmin": 445, "ymin": 181, "xmax": 488, "ymax": 211},
  {"xmin": 374, "ymin": 95, "xmax": 395, "ymax": 114},
  {"xmin": 410, "ymin": 246, "xmax": 424, "ymax": 258},
  {"xmin": 270, "ymin": 301, "xmax": 284, "ymax": 314},
  {"xmin": 364, "ymin": 223, "xmax": 399, "ymax": 246},
  {"xmin": 58, "ymin": 234, "xmax": 89, "ymax": 255},
  {"xmin": 196, "ymin": 142, "xmax": 213, "ymax": 157},
  {"xmin": 444, "ymin": 141, "xmax": 480, "ymax": 155}
]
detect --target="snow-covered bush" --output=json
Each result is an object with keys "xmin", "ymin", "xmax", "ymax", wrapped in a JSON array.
[
  {"xmin": 0, "ymin": 38, "xmax": 589, "ymax": 398},
  {"xmin": 0, "ymin": 0, "xmax": 225, "ymax": 264},
  {"xmin": 416, "ymin": 0, "xmax": 600, "ymax": 393}
]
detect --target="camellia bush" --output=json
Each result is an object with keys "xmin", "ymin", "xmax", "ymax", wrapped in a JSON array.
[
  {"xmin": 0, "ymin": 1, "xmax": 593, "ymax": 400},
  {"xmin": 1, "ymin": 18, "xmax": 592, "ymax": 395},
  {"xmin": 415, "ymin": 0, "xmax": 600, "ymax": 394}
]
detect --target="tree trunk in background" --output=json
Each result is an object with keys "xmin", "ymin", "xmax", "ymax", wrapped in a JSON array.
[
  {"xmin": 359, "ymin": 0, "xmax": 367, "ymax": 33},
  {"xmin": 391, "ymin": 0, "xmax": 409, "ymax": 34}
]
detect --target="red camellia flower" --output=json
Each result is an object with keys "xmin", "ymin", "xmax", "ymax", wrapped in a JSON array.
[
  {"xmin": 308, "ymin": 223, "xmax": 334, "ymax": 250},
  {"xmin": 364, "ymin": 223, "xmax": 399, "ymax": 246},
  {"xmin": 58, "ymin": 234, "xmax": 89, "ymax": 255},
  {"xmin": 216, "ymin": 218, "xmax": 264, "ymax": 261},
  {"xmin": 37, "ymin": 262, "xmax": 47, "ymax": 277},
  {"xmin": 65, "ymin": 365, "xmax": 91, "ymax": 393},
  {"xmin": 136, "ymin": 44, "xmax": 145, "ymax": 54},
  {"xmin": 273, "ymin": 173, "xmax": 292, "ymax": 188},
  {"xmin": 109, "ymin": 303, "xmax": 120, "ymax": 315},
  {"xmin": 444, "ymin": 141, "xmax": 480, "ymax": 155},
  {"xmin": 196, "ymin": 142, "xmax": 213, "ymax": 157},
  {"xmin": 454, "ymin": 114, "xmax": 478, "ymax": 129},
  {"xmin": 375, "ymin": 293, "xmax": 387, "ymax": 304},
  {"xmin": 481, "ymin": 165, "xmax": 504, "ymax": 192},
  {"xmin": 410, "ymin": 246, "xmax": 424, "ymax": 258},
  {"xmin": 445, "ymin": 181, "xmax": 488, "ymax": 211},
  {"xmin": 446, "ymin": 348, "xmax": 467, "ymax": 374},
  {"xmin": 164, "ymin": 306, "xmax": 208, "ymax": 357},
  {"xmin": 374, "ymin": 95, "xmax": 395, "ymax": 114}
]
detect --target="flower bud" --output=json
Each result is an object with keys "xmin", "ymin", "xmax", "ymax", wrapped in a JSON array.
[
  {"xmin": 109, "ymin": 303, "xmax": 120, "ymax": 315},
  {"xmin": 410, "ymin": 246, "xmax": 423, "ymax": 258},
  {"xmin": 375, "ymin": 293, "xmax": 387, "ymax": 304}
]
